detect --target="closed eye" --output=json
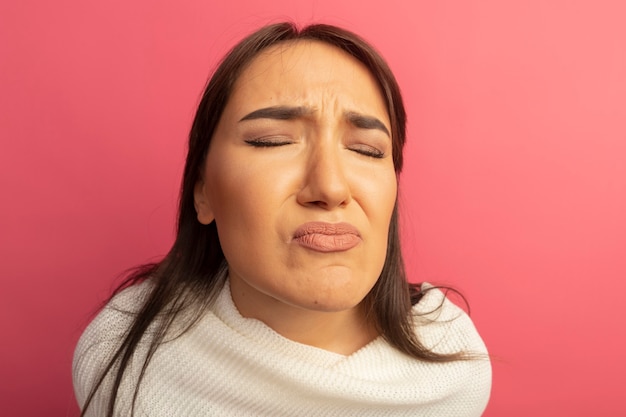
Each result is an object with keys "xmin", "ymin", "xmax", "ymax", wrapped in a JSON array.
[{"xmin": 348, "ymin": 144, "xmax": 385, "ymax": 159}]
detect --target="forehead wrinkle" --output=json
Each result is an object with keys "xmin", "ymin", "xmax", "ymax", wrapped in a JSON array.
[{"xmin": 229, "ymin": 40, "xmax": 389, "ymax": 131}]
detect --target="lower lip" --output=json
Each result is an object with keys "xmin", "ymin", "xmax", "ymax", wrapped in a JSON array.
[{"xmin": 294, "ymin": 233, "xmax": 361, "ymax": 252}]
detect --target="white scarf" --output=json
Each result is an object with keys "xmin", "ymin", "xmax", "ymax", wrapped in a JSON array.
[{"xmin": 74, "ymin": 280, "xmax": 491, "ymax": 416}]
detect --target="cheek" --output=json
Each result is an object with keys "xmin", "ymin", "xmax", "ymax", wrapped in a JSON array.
[
  {"xmin": 364, "ymin": 170, "xmax": 398, "ymax": 224},
  {"xmin": 204, "ymin": 158, "xmax": 281, "ymax": 250},
  {"xmin": 359, "ymin": 172, "xmax": 397, "ymax": 255},
  {"xmin": 383, "ymin": 177, "xmax": 398, "ymax": 214},
  {"xmin": 204, "ymin": 152, "xmax": 253, "ymax": 218},
  {"xmin": 374, "ymin": 178, "xmax": 398, "ymax": 256}
]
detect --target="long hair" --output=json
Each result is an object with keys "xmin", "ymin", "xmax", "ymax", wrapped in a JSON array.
[{"xmin": 79, "ymin": 22, "xmax": 465, "ymax": 417}]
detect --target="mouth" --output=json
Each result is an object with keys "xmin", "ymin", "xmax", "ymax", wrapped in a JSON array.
[{"xmin": 293, "ymin": 222, "xmax": 362, "ymax": 253}]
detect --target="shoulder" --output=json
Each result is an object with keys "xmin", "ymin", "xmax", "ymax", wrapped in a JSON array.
[
  {"xmin": 72, "ymin": 280, "xmax": 154, "ymax": 411},
  {"xmin": 411, "ymin": 283, "xmax": 489, "ymax": 356},
  {"xmin": 410, "ymin": 283, "xmax": 492, "ymax": 413}
]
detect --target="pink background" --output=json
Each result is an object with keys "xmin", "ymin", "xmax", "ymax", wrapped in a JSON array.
[{"xmin": 2, "ymin": 1, "xmax": 625, "ymax": 416}]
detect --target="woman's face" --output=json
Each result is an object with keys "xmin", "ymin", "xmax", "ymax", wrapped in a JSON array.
[{"xmin": 194, "ymin": 40, "xmax": 397, "ymax": 317}]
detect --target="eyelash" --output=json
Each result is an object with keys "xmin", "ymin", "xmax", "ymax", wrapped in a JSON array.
[
  {"xmin": 245, "ymin": 138, "xmax": 385, "ymax": 159},
  {"xmin": 244, "ymin": 138, "xmax": 293, "ymax": 147}
]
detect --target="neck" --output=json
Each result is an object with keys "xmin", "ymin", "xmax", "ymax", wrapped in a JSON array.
[{"xmin": 228, "ymin": 278, "xmax": 379, "ymax": 355}]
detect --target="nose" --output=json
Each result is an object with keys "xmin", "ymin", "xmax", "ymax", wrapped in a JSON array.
[{"xmin": 296, "ymin": 142, "xmax": 352, "ymax": 210}]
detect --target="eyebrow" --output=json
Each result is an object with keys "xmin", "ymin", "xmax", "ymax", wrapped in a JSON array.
[
  {"xmin": 239, "ymin": 106, "xmax": 312, "ymax": 121},
  {"xmin": 239, "ymin": 105, "xmax": 390, "ymax": 137},
  {"xmin": 344, "ymin": 111, "xmax": 390, "ymax": 137}
]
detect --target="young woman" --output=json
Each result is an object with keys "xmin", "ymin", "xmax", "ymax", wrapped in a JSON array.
[{"xmin": 73, "ymin": 22, "xmax": 491, "ymax": 416}]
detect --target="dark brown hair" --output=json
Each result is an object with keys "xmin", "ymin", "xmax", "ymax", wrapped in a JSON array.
[{"xmin": 79, "ymin": 22, "xmax": 465, "ymax": 417}]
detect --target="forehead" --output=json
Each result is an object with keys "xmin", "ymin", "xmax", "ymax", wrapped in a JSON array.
[{"xmin": 227, "ymin": 40, "xmax": 389, "ymax": 119}]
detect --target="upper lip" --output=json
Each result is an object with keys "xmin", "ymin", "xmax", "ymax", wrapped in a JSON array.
[{"xmin": 293, "ymin": 221, "xmax": 360, "ymax": 238}]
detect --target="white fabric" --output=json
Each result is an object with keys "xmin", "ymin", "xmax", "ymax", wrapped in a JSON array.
[{"xmin": 73, "ymin": 279, "xmax": 491, "ymax": 416}]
